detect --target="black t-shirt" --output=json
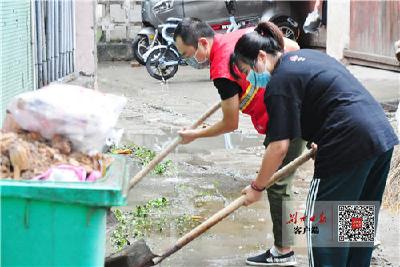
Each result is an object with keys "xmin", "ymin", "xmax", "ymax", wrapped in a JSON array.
[
  {"xmin": 265, "ymin": 49, "xmax": 398, "ymax": 178},
  {"xmin": 214, "ymin": 78, "xmax": 242, "ymax": 100}
]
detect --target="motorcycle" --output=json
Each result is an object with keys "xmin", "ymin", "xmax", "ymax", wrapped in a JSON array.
[
  {"xmin": 133, "ymin": 0, "xmax": 300, "ymax": 66},
  {"xmin": 132, "ymin": 27, "xmax": 160, "ymax": 65},
  {"xmin": 143, "ymin": 18, "xmax": 185, "ymax": 81},
  {"xmin": 144, "ymin": 15, "xmax": 260, "ymax": 82}
]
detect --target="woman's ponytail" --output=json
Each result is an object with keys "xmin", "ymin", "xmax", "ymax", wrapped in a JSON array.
[
  {"xmin": 254, "ymin": 21, "xmax": 284, "ymax": 51},
  {"xmin": 229, "ymin": 21, "xmax": 285, "ymax": 78}
]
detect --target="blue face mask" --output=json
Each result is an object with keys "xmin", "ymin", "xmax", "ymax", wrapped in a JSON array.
[{"xmin": 246, "ymin": 69, "xmax": 271, "ymax": 88}]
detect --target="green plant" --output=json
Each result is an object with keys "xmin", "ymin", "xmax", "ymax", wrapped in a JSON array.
[
  {"xmin": 154, "ymin": 160, "xmax": 172, "ymax": 174},
  {"xmin": 175, "ymin": 214, "xmax": 201, "ymax": 235},
  {"xmin": 110, "ymin": 197, "xmax": 170, "ymax": 250},
  {"xmin": 110, "ymin": 209, "xmax": 129, "ymax": 250},
  {"xmin": 110, "ymin": 197, "xmax": 201, "ymax": 251},
  {"xmin": 110, "ymin": 144, "xmax": 173, "ymax": 175}
]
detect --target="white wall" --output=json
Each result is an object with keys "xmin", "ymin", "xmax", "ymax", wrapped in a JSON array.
[
  {"xmin": 326, "ymin": 0, "xmax": 351, "ymax": 60},
  {"xmin": 75, "ymin": 0, "xmax": 97, "ymax": 77},
  {"xmin": 97, "ymin": 1, "xmax": 142, "ymax": 42}
]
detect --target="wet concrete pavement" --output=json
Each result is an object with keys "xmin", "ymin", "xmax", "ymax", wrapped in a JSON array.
[
  {"xmin": 347, "ymin": 65, "xmax": 399, "ymax": 103},
  {"xmin": 99, "ymin": 62, "xmax": 399, "ymax": 267}
]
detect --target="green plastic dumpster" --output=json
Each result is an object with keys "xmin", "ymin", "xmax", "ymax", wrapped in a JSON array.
[{"xmin": 0, "ymin": 155, "xmax": 130, "ymax": 267}]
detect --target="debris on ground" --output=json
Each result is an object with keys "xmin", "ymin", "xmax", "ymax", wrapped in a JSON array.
[
  {"xmin": 383, "ymin": 146, "xmax": 400, "ymax": 212},
  {"xmin": 130, "ymin": 61, "xmax": 141, "ymax": 68},
  {"xmin": 382, "ymin": 102, "xmax": 400, "ymax": 212}
]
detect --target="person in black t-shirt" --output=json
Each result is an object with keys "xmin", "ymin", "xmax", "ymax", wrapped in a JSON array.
[{"xmin": 229, "ymin": 21, "xmax": 398, "ymax": 267}]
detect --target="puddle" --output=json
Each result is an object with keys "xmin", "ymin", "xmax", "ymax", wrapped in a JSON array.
[
  {"xmin": 107, "ymin": 126, "xmax": 319, "ymax": 266},
  {"xmin": 106, "ymin": 161, "xmax": 311, "ymax": 266},
  {"xmin": 122, "ymin": 126, "xmax": 264, "ymax": 155}
]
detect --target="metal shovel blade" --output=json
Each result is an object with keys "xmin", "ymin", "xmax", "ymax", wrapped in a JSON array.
[{"xmin": 105, "ymin": 239, "xmax": 158, "ymax": 267}]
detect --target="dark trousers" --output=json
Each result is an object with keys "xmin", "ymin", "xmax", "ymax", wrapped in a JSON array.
[
  {"xmin": 308, "ymin": 148, "xmax": 394, "ymax": 267},
  {"xmin": 265, "ymin": 138, "xmax": 305, "ymax": 248}
]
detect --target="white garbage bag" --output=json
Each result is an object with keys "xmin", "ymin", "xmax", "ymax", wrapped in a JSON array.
[{"xmin": 7, "ymin": 83, "xmax": 126, "ymax": 155}]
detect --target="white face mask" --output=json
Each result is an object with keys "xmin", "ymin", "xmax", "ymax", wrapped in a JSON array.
[{"xmin": 185, "ymin": 44, "xmax": 209, "ymax": 69}]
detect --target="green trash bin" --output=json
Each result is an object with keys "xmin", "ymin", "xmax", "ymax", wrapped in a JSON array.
[{"xmin": 0, "ymin": 155, "xmax": 130, "ymax": 267}]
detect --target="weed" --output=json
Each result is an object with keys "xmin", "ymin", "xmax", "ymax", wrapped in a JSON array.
[
  {"xmin": 110, "ymin": 197, "xmax": 201, "ymax": 251},
  {"xmin": 110, "ymin": 144, "xmax": 173, "ymax": 175}
]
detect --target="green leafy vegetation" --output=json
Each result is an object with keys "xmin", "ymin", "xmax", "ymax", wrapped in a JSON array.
[
  {"xmin": 110, "ymin": 144, "xmax": 173, "ymax": 175},
  {"xmin": 110, "ymin": 197, "xmax": 201, "ymax": 251}
]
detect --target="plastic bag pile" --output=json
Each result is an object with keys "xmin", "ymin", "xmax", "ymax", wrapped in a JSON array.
[{"xmin": 7, "ymin": 84, "xmax": 127, "ymax": 155}]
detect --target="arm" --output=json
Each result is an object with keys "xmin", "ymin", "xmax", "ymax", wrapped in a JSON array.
[
  {"xmin": 255, "ymin": 139, "xmax": 290, "ymax": 188},
  {"xmin": 196, "ymin": 95, "xmax": 240, "ymax": 136},
  {"xmin": 179, "ymin": 94, "xmax": 240, "ymax": 144},
  {"xmin": 242, "ymin": 92, "xmax": 302, "ymax": 205},
  {"xmin": 313, "ymin": 0, "xmax": 322, "ymax": 11},
  {"xmin": 283, "ymin": 37, "xmax": 300, "ymax": 52},
  {"xmin": 179, "ymin": 78, "xmax": 241, "ymax": 144}
]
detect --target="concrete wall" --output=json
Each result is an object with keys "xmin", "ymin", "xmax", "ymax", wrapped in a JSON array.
[
  {"xmin": 75, "ymin": 0, "xmax": 97, "ymax": 77},
  {"xmin": 1, "ymin": 1, "xmax": 34, "ymax": 124},
  {"xmin": 97, "ymin": 0, "xmax": 142, "ymax": 42},
  {"xmin": 96, "ymin": 0, "xmax": 142, "ymax": 61},
  {"xmin": 326, "ymin": 0, "xmax": 350, "ymax": 60}
]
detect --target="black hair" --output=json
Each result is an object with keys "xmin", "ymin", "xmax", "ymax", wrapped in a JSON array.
[
  {"xmin": 229, "ymin": 21, "xmax": 284, "ymax": 79},
  {"xmin": 173, "ymin": 17, "xmax": 215, "ymax": 48}
]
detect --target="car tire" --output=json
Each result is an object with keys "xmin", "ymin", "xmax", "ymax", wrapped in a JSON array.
[{"xmin": 275, "ymin": 21, "xmax": 299, "ymax": 41}]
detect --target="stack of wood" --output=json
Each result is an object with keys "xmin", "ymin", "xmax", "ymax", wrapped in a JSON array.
[
  {"xmin": 383, "ymin": 146, "xmax": 400, "ymax": 211},
  {"xmin": 0, "ymin": 131, "xmax": 113, "ymax": 180}
]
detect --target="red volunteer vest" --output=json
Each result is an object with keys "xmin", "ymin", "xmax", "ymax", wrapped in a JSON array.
[{"xmin": 209, "ymin": 29, "xmax": 269, "ymax": 134}]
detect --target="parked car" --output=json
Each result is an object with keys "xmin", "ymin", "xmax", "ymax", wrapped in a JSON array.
[{"xmin": 132, "ymin": 0, "xmax": 299, "ymax": 64}]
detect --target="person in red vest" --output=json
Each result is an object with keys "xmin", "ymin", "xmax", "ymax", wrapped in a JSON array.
[{"xmin": 174, "ymin": 18, "xmax": 303, "ymax": 266}]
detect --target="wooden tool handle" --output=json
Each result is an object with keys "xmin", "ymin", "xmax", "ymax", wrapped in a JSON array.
[
  {"xmin": 154, "ymin": 148, "xmax": 316, "ymax": 264},
  {"xmin": 129, "ymin": 101, "xmax": 221, "ymax": 190},
  {"xmin": 265, "ymin": 148, "xmax": 315, "ymax": 188}
]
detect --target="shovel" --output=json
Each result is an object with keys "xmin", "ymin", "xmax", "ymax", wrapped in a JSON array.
[
  {"xmin": 128, "ymin": 101, "xmax": 221, "ymax": 190},
  {"xmin": 106, "ymin": 101, "xmax": 220, "ymax": 263},
  {"xmin": 106, "ymin": 148, "xmax": 316, "ymax": 267}
]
